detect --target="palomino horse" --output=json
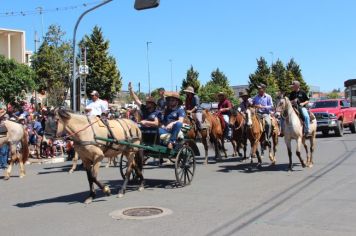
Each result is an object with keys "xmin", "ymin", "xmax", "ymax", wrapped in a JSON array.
[
  {"xmin": 0, "ymin": 120, "xmax": 29, "ymax": 180},
  {"xmin": 202, "ymin": 109, "xmax": 227, "ymax": 163},
  {"xmin": 45, "ymin": 108, "xmax": 142, "ymax": 203},
  {"xmin": 276, "ymin": 97, "xmax": 317, "ymax": 170}
]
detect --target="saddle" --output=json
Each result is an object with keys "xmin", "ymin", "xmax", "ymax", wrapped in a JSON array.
[{"xmin": 0, "ymin": 124, "xmax": 7, "ymax": 136}]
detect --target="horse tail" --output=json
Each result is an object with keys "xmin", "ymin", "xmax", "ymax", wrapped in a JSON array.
[{"xmin": 21, "ymin": 128, "xmax": 29, "ymax": 164}]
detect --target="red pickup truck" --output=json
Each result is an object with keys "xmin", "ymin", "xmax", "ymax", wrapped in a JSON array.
[{"xmin": 310, "ymin": 99, "xmax": 356, "ymax": 137}]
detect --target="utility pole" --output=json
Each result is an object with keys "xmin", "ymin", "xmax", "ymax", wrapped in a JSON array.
[
  {"xmin": 146, "ymin": 41, "xmax": 152, "ymax": 96},
  {"xmin": 169, "ymin": 59, "xmax": 173, "ymax": 92},
  {"xmin": 34, "ymin": 31, "xmax": 40, "ymax": 111},
  {"xmin": 71, "ymin": 0, "xmax": 113, "ymax": 112},
  {"xmin": 36, "ymin": 7, "xmax": 44, "ymax": 39}
]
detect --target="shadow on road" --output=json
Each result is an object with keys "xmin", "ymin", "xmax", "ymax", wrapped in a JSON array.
[{"xmin": 217, "ymin": 162, "xmax": 303, "ymax": 173}]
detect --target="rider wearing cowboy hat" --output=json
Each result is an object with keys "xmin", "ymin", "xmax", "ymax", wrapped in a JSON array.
[
  {"xmin": 129, "ymin": 82, "xmax": 161, "ymax": 128},
  {"xmin": 239, "ymin": 90, "xmax": 252, "ymax": 112},
  {"xmin": 217, "ymin": 91, "xmax": 233, "ymax": 139},
  {"xmin": 252, "ymin": 83, "xmax": 274, "ymax": 146},
  {"xmin": 85, "ymin": 90, "xmax": 109, "ymax": 117},
  {"xmin": 160, "ymin": 92, "xmax": 185, "ymax": 149},
  {"xmin": 184, "ymin": 86, "xmax": 202, "ymax": 130}
]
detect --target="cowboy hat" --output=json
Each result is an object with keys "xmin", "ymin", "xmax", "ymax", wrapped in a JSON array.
[
  {"xmin": 90, "ymin": 90, "xmax": 99, "ymax": 96},
  {"xmin": 18, "ymin": 114, "xmax": 26, "ymax": 120},
  {"xmin": 145, "ymin": 96, "xmax": 157, "ymax": 106},
  {"xmin": 165, "ymin": 92, "xmax": 183, "ymax": 105},
  {"xmin": 183, "ymin": 86, "xmax": 195, "ymax": 94},
  {"xmin": 257, "ymin": 84, "xmax": 266, "ymax": 89},
  {"xmin": 240, "ymin": 90, "xmax": 249, "ymax": 97}
]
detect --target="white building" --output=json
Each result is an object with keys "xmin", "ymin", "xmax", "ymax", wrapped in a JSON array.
[
  {"xmin": 231, "ymin": 85, "xmax": 249, "ymax": 99},
  {"xmin": 0, "ymin": 28, "xmax": 32, "ymax": 66}
]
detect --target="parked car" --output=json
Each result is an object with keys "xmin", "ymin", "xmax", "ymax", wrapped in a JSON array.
[{"xmin": 310, "ymin": 99, "xmax": 356, "ymax": 137}]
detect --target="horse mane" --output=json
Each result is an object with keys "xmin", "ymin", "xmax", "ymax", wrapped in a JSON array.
[{"xmin": 57, "ymin": 107, "xmax": 72, "ymax": 120}]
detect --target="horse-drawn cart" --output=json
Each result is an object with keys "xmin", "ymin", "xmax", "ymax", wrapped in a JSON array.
[{"xmin": 96, "ymin": 125, "xmax": 199, "ymax": 187}]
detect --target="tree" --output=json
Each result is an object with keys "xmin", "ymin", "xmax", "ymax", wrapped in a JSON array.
[
  {"xmin": 286, "ymin": 58, "xmax": 309, "ymax": 94},
  {"xmin": 327, "ymin": 92, "xmax": 340, "ymax": 99},
  {"xmin": 180, "ymin": 65, "xmax": 200, "ymax": 95},
  {"xmin": 272, "ymin": 59, "xmax": 288, "ymax": 93},
  {"xmin": 0, "ymin": 55, "xmax": 35, "ymax": 105},
  {"xmin": 81, "ymin": 26, "xmax": 122, "ymax": 102},
  {"xmin": 198, "ymin": 68, "xmax": 237, "ymax": 104},
  {"xmin": 31, "ymin": 24, "xmax": 72, "ymax": 107},
  {"xmin": 248, "ymin": 57, "xmax": 271, "ymax": 96}
]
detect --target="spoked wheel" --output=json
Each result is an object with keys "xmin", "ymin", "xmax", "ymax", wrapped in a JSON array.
[
  {"xmin": 119, "ymin": 154, "xmax": 136, "ymax": 181},
  {"xmin": 175, "ymin": 145, "xmax": 196, "ymax": 186}
]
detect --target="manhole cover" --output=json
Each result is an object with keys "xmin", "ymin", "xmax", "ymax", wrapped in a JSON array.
[{"xmin": 110, "ymin": 206, "xmax": 172, "ymax": 220}]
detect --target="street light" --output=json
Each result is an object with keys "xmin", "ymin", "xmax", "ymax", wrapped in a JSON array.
[
  {"xmin": 71, "ymin": 0, "xmax": 113, "ymax": 112},
  {"xmin": 146, "ymin": 41, "xmax": 152, "ymax": 96},
  {"xmin": 169, "ymin": 59, "xmax": 173, "ymax": 91},
  {"xmin": 269, "ymin": 51, "xmax": 274, "ymax": 73}
]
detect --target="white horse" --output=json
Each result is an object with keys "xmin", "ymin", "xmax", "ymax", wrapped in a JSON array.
[
  {"xmin": 0, "ymin": 120, "xmax": 29, "ymax": 180},
  {"xmin": 276, "ymin": 97, "xmax": 317, "ymax": 171}
]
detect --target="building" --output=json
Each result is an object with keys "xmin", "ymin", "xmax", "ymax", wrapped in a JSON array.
[
  {"xmin": 344, "ymin": 79, "xmax": 356, "ymax": 106},
  {"xmin": 0, "ymin": 28, "xmax": 32, "ymax": 66},
  {"xmin": 231, "ymin": 85, "xmax": 249, "ymax": 99}
]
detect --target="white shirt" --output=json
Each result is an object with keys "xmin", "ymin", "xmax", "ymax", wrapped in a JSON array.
[{"xmin": 85, "ymin": 99, "xmax": 108, "ymax": 116}]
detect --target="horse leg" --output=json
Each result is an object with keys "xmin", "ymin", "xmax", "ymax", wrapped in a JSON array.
[
  {"xmin": 286, "ymin": 138, "xmax": 293, "ymax": 171},
  {"xmin": 302, "ymin": 138, "xmax": 309, "ymax": 167},
  {"xmin": 69, "ymin": 152, "xmax": 78, "ymax": 174},
  {"xmin": 296, "ymin": 138, "xmax": 306, "ymax": 168},
  {"xmin": 134, "ymin": 150, "xmax": 145, "ymax": 192},
  {"xmin": 202, "ymin": 135, "xmax": 209, "ymax": 165},
  {"xmin": 309, "ymin": 136, "xmax": 316, "ymax": 168},
  {"xmin": 4, "ymin": 159, "xmax": 14, "ymax": 180},
  {"xmin": 213, "ymin": 136, "xmax": 221, "ymax": 160},
  {"xmin": 91, "ymin": 161, "xmax": 111, "ymax": 196},
  {"xmin": 118, "ymin": 153, "xmax": 134, "ymax": 198},
  {"xmin": 256, "ymin": 144, "xmax": 263, "ymax": 169},
  {"xmin": 105, "ymin": 157, "xmax": 110, "ymax": 168},
  {"xmin": 231, "ymin": 139, "xmax": 237, "ymax": 157},
  {"xmin": 19, "ymin": 159, "xmax": 26, "ymax": 178},
  {"xmin": 84, "ymin": 166, "xmax": 96, "ymax": 204}
]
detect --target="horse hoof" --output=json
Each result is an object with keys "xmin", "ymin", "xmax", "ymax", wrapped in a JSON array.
[
  {"xmin": 68, "ymin": 169, "xmax": 74, "ymax": 174},
  {"xmin": 308, "ymin": 164, "xmax": 313, "ymax": 168},
  {"xmin": 4, "ymin": 176, "xmax": 10, "ymax": 181},
  {"xmin": 84, "ymin": 197, "xmax": 93, "ymax": 204},
  {"xmin": 138, "ymin": 186, "xmax": 144, "ymax": 192},
  {"xmin": 19, "ymin": 175, "xmax": 25, "ymax": 178},
  {"xmin": 203, "ymin": 161, "xmax": 208, "ymax": 165},
  {"xmin": 103, "ymin": 186, "xmax": 111, "ymax": 196},
  {"xmin": 117, "ymin": 193, "xmax": 124, "ymax": 198}
]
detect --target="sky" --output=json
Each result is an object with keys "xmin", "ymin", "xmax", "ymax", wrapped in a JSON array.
[{"xmin": 1, "ymin": 0, "xmax": 355, "ymax": 93}]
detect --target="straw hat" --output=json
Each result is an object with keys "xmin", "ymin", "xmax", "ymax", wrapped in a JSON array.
[
  {"xmin": 183, "ymin": 86, "xmax": 195, "ymax": 94},
  {"xmin": 165, "ymin": 92, "xmax": 183, "ymax": 105},
  {"xmin": 145, "ymin": 96, "xmax": 157, "ymax": 106},
  {"xmin": 240, "ymin": 90, "xmax": 249, "ymax": 97}
]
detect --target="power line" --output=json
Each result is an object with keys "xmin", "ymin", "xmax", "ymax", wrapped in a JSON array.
[{"xmin": 0, "ymin": 1, "xmax": 103, "ymax": 17}]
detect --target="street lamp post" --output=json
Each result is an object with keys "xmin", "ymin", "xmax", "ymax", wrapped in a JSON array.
[
  {"xmin": 71, "ymin": 0, "xmax": 113, "ymax": 112},
  {"xmin": 169, "ymin": 59, "xmax": 173, "ymax": 91},
  {"xmin": 146, "ymin": 41, "xmax": 152, "ymax": 96}
]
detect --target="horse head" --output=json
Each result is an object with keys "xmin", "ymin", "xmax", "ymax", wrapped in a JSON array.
[{"xmin": 45, "ymin": 107, "xmax": 70, "ymax": 139}]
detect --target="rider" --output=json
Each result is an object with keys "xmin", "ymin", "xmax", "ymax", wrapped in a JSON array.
[
  {"xmin": 289, "ymin": 80, "xmax": 311, "ymax": 137},
  {"xmin": 160, "ymin": 92, "xmax": 185, "ymax": 149},
  {"xmin": 217, "ymin": 91, "xmax": 232, "ymax": 139},
  {"xmin": 184, "ymin": 86, "xmax": 202, "ymax": 130},
  {"xmin": 239, "ymin": 90, "xmax": 252, "ymax": 113},
  {"xmin": 157, "ymin": 87, "xmax": 166, "ymax": 111},
  {"xmin": 252, "ymin": 84, "xmax": 273, "ymax": 146},
  {"xmin": 128, "ymin": 82, "xmax": 160, "ymax": 128},
  {"xmin": 85, "ymin": 90, "xmax": 108, "ymax": 117}
]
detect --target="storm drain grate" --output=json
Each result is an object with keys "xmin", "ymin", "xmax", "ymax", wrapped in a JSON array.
[{"xmin": 110, "ymin": 206, "xmax": 172, "ymax": 220}]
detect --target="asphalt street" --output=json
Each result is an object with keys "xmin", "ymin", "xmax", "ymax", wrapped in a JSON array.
[{"xmin": 1, "ymin": 131, "xmax": 356, "ymax": 236}]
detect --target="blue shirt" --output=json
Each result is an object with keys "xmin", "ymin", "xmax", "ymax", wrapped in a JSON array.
[
  {"xmin": 252, "ymin": 93, "xmax": 273, "ymax": 114},
  {"xmin": 162, "ymin": 107, "xmax": 185, "ymax": 126},
  {"xmin": 140, "ymin": 104, "xmax": 161, "ymax": 121},
  {"xmin": 33, "ymin": 121, "xmax": 43, "ymax": 134}
]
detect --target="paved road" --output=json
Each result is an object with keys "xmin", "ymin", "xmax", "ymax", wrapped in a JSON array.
[{"xmin": 1, "ymin": 131, "xmax": 356, "ymax": 236}]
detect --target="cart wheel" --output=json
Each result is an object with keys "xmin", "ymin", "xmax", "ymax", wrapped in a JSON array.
[
  {"xmin": 175, "ymin": 145, "xmax": 196, "ymax": 186},
  {"xmin": 119, "ymin": 154, "xmax": 136, "ymax": 181}
]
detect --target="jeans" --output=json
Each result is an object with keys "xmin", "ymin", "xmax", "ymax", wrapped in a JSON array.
[
  {"xmin": 159, "ymin": 122, "xmax": 183, "ymax": 144},
  {"xmin": 300, "ymin": 107, "xmax": 310, "ymax": 133},
  {"xmin": 0, "ymin": 144, "xmax": 9, "ymax": 169}
]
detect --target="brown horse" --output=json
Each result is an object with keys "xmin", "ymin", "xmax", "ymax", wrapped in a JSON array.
[
  {"xmin": 229, "ymin": 108, "xmax": 246, "ymax": 158},
  {"xmin": 45, "ymin": 108, "xmax": 143, "ymax": 203},
  {"xmin": 0, "ymin": 120, "xmax": 29, "ymax": 180},
  {"xmin": 202, "ymin": 109, "xmax": 227, "ymax": 163}
]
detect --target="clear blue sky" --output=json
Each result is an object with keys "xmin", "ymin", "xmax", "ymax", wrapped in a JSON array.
[{"xmin": 1, "ymin": 0, "xmax": 355, "ymax": 92}]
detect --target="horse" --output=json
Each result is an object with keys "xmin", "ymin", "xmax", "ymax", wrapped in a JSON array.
[
  {"xmin": 229, "ymin": 108, "xmax": 246, "ymax": 158},
  {"xmin": 0, "ymin": 120, "xmax": 29, "ymax": 180},
  {"xmin": 276, "ymin": 97, "xmax": 317, "ymax": 170},
  {"xmin": 184, "ymin": 113, "xmax": 210, "ymax": 164},
  {"xmin": 202, "ymin": 109, "xmax": 227, "ymax": 163},
  {"xmin": 45, "ymin": 108, "xmax": 143, "ymax": 203}
]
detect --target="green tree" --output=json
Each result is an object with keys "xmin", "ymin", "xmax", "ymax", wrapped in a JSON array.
[
  {"xmin": 327, "ymin": 92, "xmax": 340, "ymax": 99},
  {"xmin": 0, "ymin": 55, "xmax": 35, "ymax": 105},
  {"xmin": 286, "ymin": 58, "xmax": 309, "ymax": 94},
  {"xmin": 31, "ymin": 24, "xmax": 71, "ymax": 106},
  {"xmin": 198, "ymin": 68, "xmax": 237, "ymax": 104},
  {"xmin": 272, "ymin": 59, "xmax": 288, "ymax": 93},
  {"xmin": 180, "ymin": 65, "xmax": 200, "ymax": 94},
  {"xmin": 81, "ymin": 26, "xmax": 122, "ymax": 102},
  {"xmin": 248, "ymin": 57, "xmax": 270, "ymax": 96}
]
